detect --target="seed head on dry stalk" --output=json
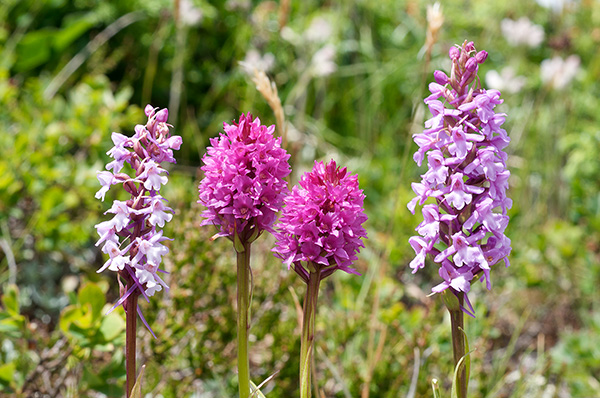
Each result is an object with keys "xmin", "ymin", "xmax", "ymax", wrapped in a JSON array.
[
  {"xmin": 251, "ymin": 69, "xmax": 287, "ymax": 149},
  {"xmin": 423, "ymin": 2, "xmax": 444, "ymax": 69},
  {"xmin": 425, "ymin": 3, "xmax": 444, "ymax": 54}
]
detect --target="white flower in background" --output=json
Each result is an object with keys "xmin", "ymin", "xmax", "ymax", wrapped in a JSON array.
[
  {"xmin": 239, "ymin": 49, "xmax": 275, "ymax": 75},
  {"xmin": 179, "ymin": 0, "xmax": 203, "ymax": 26},
  {"xmin": 281, "ymin": 26, "xmax": 302, "ymax": 46},
  {"xmin": 501, "ymin": 17, "xmax": 545, "ymax": 48},
  {"xmin": 540, "ymin": 55, "xmax": 580, "ymax": 90},
  {"xmin": 536, "ymin": 0, "xmax": 573, "ymax": 13},
  {"xmin": 304, "ymin": 17, "xmax": 333, "ymax": 43},
  {"xmin": 486, "ymin": 67, "xmax": 527, "ymax": 94},
  {"xmin": 311, "ymin": 44, "xmax": 336, "ymax": 77},
  {"xmin": 226, "ymin": 0, "xmax": 251, "ymax": 11}
]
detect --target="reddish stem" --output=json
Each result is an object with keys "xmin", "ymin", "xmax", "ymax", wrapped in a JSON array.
[{"xmin": 125, "ymin": 281, "xmax": 139, "ymax": 397}]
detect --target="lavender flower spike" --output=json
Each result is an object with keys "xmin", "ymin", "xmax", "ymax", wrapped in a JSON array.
[
  {"xmin": 408, "ymin": 41, "xmax": 512, "ymax": 316},
  {"xmin": 94, "ymin": 104, "xmax": 181, "ymax": 333}
]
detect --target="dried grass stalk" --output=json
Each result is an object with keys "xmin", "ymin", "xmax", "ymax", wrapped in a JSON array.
[{"xmin": 252, "ymin": 69, "xmax": 287, "ymax": 149}]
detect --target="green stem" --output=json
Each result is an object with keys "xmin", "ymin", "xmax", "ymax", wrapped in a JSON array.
[
  {"xmin": 449, "ymin": 292, "xmax": 467, "ymax": 398},
  {"xmin": 125, "ymin": 283, "xmax": 139, "ymax": 398},
  {"xmin": 236, "ymin": 242, "xmax": 252, "ymax": 398},
  {"xmin": 300, "ymin": 268, "xmax": 321, "ymax": 398}
]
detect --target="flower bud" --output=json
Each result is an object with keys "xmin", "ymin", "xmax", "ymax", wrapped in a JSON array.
[
  {"xmin": 155, "ymin": 108, "xmax": 169, "ymax": 123},
  {"xmin": 465, "ymin": 58, "xmax": 478, "ymax": 72},
  {"xmin": 144, "ymin": 104, "xmax": 156, "ymax": 118},
  {"xmin": 434, "ymin": 70, "xmax": 449, "ymax": 85},
  {"xmin": 449, "ymin": 46, "xmax": 460, "ymax": 61},
  {"xmin": 475, "ymin": 51, "xmax": 488, "ymax": 64}
]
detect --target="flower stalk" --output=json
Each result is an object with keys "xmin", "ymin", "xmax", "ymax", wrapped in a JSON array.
[
  {"xmin": 236, "ymin": 241, "xmax": 252, "ymax": 398},
  {"xmin": 125, "ymin": 286, "xmax": 139, "ymax": 397},
  {"xmin": 299, "ymin": 267, "xmax": 320, "ymax": 398},
  {"xmin": 446, "ymin": 291, "xmax": 467, "ymax": 398}
]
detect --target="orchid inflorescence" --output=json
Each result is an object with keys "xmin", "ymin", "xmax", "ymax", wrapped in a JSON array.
[
  {"xmin": 198, "ymin": 112, "xmax": 291, "ymax": 244},
  {"xmin": 273, "ymin": 159, "xmax": 368, "ymax": 282},
  {"xmin": 198, "ymin": 113, "xmax": 292, "ymax": 398},
  {"xmin": 95, "ymin": 104, "xmax": 181, "ymax": 335},
  {"xmin": 408, "ymin": 40, "xmax": 512, "ymax": 316}
]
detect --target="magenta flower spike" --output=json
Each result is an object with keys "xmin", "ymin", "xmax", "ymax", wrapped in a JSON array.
[
  {"xmin": 198, "ymin": 113, "xmax": 291, "ymax": 398},
  {"xmin": 198, "ymin": 112, "xmax": 291, "ymax": 244},
  {"xmin": 273, "ymin": 159, "xmax": 367, "ymax": 398},
  {"xmin": 94, "ymin": 104, "xmax": 181, "ymax": 397},
  {"xmin": 273, "ymin": 159, "xmax": 368, "ymax": 280},
  {"xmin": 408, "ymin": 41, "xmax": 512, "ymax": 315}
]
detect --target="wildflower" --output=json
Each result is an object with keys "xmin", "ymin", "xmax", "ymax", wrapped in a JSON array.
[
  {"xmin": 501, "ymin": 17, "xmax": 545, "ymax": 48},
  {"xmin": 273, "ymin": 159, "xmax": 368, "ymax": 279},
  {"xmin": 304, "ymin": 16, "xmax": 333, "ymax": 43},
  {"xmin": 486, "ymin": 67, "xmax": 527, "ymax": 94},
  {"xmin": 198, "ymin": 113, "xmax": 291, "ymax": 398},
  {"xmin": 94, "ymin": 104, "xmax": 181, "ymax": 333},
  {"xmin": 535, "ymin": 0, "xmax": 573, "ymax": 13},
  {"xmin": 198, "ymin": 113, "xmax": 291, "ymax": 242},
  {"xmin": 408, "ymin": 41, "xmax": 512, "ymax": 315},
  {"xmin": 273, "ymin": 159, "xmax": 367, "ymax": 398},
  {"xmin": 311, "ymin": 44, "xmax": 337, "ymax": 77},
  {"xmin": 540, "ymin": 55, "xmax": 580, "ymax": 90},
  {"xmin": 179, "ymin": 0, "xmax": 203, "ymax": 26},
  {"xmin": 239, "ymin": 49, "xmax": 276, "ymax": 75}
]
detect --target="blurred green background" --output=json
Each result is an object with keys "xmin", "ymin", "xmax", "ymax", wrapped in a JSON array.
[{"xmin": 1, "ymin": 0, "xmax": 600, "ymax": 396}]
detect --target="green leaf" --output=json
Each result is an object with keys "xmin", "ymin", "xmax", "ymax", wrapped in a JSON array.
[
  {"xmin": 462, "ymin": 328, "xmax": 471, "ymax": 391},
  {"xmin": 59, "ymin": 305, "xmax": 82, "ymax": 334},
  {"xmin": 1, "ymin": 284, "xmax": 19, "ymax": 316},
  {"xmin": 53, "ymin": 17, "xmax": 95, "ymax": 52},
  {"xmin": 82, "ymin": 364, "xmax": 103, "ymax": 386},
  {"xmin": 78, "ymin": 283, "xmax": 105, "ymax": 322},
  {"xmin": 442, "ymin": 290, "xmax": 461, "ymax": 312},
  {"xmin": 14, "ymin": 29, "xmax": 56, "ymax": 72},
  {"xmin": 0, "ymin": 362, "xmax": 15, "ymax": 383},
  {"xmin": 300, "ymin": 344, "xmax": 312, "ymax": 398},
  {"xmin": 99, "ymin": 311, "xmax": 126, "ymax": 341},
  {"xmin": 451, "ymin": 349, "xmax": 475, "ymax": 398},
  {"xmin": 92, "ymin": 382, "xmax": 124, "ymax": 397},
  {"xmin": 250, "ymin": 380, "xmax": 267, "ymax": 398},
  {"xmin": 68, "ymin": 322, "xmax": 92, "ymax": 343},
  {"xmin": 0, "ymin": 317, "xmax": 23, "ymax": 336},
  {"xmin": 130, "ymin": 364, "xmax": 146, "ymax": 398}
]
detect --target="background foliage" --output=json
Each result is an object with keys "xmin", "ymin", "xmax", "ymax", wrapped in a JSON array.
[{"xmin": 1, "ymin": 0, "xmax": 600, "ymax": 396}]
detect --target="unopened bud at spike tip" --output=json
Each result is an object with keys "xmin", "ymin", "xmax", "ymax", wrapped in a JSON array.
[{"xmin": 475, "ymin": 51, "xmax": 488, "ymax": 64}]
